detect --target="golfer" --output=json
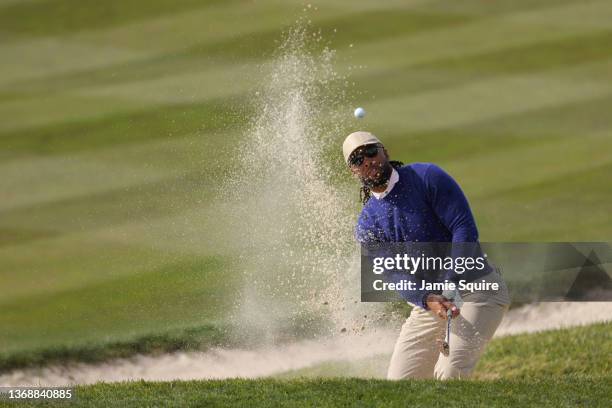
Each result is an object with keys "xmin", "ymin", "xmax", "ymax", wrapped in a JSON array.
[{"xmin": 343, "ymin": 131, "xmax": 510, "ymax": 380}]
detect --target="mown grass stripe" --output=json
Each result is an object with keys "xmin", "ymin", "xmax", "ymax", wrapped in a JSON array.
[
  {"xmin": 0, "ymin": 95, "xmax": 249, "ymax": 156},
  {"xmin": 3, "ymin": 0, "xmax": 608, "ymax": 90},
  {"xmin": 415, "ymin": 29, "xmax": 612, "ymax": 75},
  {"xmin": 446, "ymin": 130, "xmax": 611, "ymax": 194},
  {"xmin": 367, "ymin": 77, "xmax": 610, "ymax": 137},
  {"xmin": 479, "ymin": 161, "xmax": 612, "ymax": 202},
  {"xmin": 0, "ymin": 237, "xmax": 171, "ymax": 303},
  {"xmin": 0, "ymin": 2, "xmax": 302, "ymax": 86},
  {"xmin": 4, "ymin": 4, "xmax": 609, "ymax": 136},
  {"xmin": 1, "ymin": 8, "xmax": 472, "ymax": 99},
  {"xmin": 0, "ymin": 37, "xmax": 155, "ymax": 87},
  {"xmin": 0, "ymin": 256, "xmax": 234, "ymax": 351},
  {"xmin": 0, "ymin": 170, "xmax": 218, "ymax": 238},
  {"xmin": 476, "ymin": 164, "xmax": 612, "ymax": 240},
  {"xmin": 185, "ymin": 9, "xmax": 473, "ymax": 62},
  {"xmin": 411, "ymin": 0, "xmax": 579, "ymax": 17},
  {"xmin": 0, "ymin": 0, "xmax": 221, "ymax": 39},
  {"xmin": 350, "ymin": 0, "xmax": 612, "ymax": 74},
  {"xmin": 6, "ymin": 52, "xmax": 612, "ymax": 158},
  {"xmin": 2, "ymin": 67, "xmax": 609, "ymax": 220},
  {"xmin": 382, "ymin": 91, "xmax": 612, "ymax": 160}
]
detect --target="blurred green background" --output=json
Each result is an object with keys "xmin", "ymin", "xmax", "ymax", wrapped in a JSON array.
[{"xmin": 1, "ymin": 0, "xmax": 611, "ymax": 365}]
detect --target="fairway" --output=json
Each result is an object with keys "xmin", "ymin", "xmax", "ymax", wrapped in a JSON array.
[{"xmin": 1, "ymin": 0, "xmax": 611, "ymax": 399}]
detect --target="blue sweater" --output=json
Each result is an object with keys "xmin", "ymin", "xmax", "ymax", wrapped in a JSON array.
[{"xmin": 356, "ymin": 163, "xmax": 489, "ymax": 306}]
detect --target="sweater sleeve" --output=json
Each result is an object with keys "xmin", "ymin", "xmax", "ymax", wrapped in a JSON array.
[
  {"xmin": 422, "ymin": 164, "xmax": 491, "ymax": 293},
  {"xmin": 423, "ymin": 164, "xmax": 478, "ymax": 242},
  {"xmin": 388, "ymin": 270, "xmax": 432, "ymax": 308}
]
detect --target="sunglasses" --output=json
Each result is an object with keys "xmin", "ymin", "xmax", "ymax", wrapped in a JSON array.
[{"xmin": 348, "ymin": 144, "xmax": 380, "ymax": 167}]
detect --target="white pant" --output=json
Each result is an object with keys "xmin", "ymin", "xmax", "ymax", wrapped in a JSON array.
[{"xmin": 387, "ymin": 271, "xmax": 510, "ymax": 380}]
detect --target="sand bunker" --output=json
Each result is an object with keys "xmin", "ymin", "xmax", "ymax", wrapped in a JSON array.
[{"xmin": 1, "ymin": 302, "xmax": 610, "ymax": 387}]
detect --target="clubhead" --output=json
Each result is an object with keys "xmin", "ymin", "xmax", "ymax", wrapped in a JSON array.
[{"xmin": 441, "ymin": 341, "xmax": 450, "ymax": 356}]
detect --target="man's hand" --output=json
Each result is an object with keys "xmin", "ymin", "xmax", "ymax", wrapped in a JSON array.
[{"xmin": 426, "ymin": 294, "xmax": 460, "ymax": 319}]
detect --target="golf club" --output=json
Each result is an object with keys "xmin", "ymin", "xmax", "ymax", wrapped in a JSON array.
[{"xmin": 441, "ymin": 308, "xmax": 452, "ymax": 356}]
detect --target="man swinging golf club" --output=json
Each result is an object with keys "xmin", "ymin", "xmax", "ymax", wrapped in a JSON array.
[{"xmin": 343, "ymin": 131, "xmax": 510, "ymax": 380}]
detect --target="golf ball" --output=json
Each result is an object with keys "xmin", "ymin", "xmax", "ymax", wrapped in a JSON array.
[{"xmin": 354, "ymin": 107, "xmax": 366, "ymax": 119}]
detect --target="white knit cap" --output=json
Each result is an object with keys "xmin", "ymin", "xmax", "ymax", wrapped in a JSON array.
[{"xmin": 342, "ymin": 131, "xmax": 382, "ymax": 164}]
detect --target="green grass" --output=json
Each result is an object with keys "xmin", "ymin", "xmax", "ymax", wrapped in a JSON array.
[
  {"xmin": 0, "ymin": 0, "xmax": 224, "ymax": 38},
  {"xmin": 0, "ymin": 0, "xmax": 611, "ymax": 377},
  {"xmin": 0, "ymin": 96, "xmax": 246, "ymax": 156},
  {"xmin": 5, "ymin": 324, "xmax": 612, "ymax": 406},
  {"xmin": 476, "ymin": 322, "xmax": 611, "ymax": 379},
  {"xmin": 277, "ymin": 322, "xmax": 612, "ymax": 380},
  {"xmin": 0, "ymin": 256, "xmax": 237, "ymax": 360},
  {"xmin": 8, "ymin": 378, "xmax": 607, "ymax": 407},
  {"xmin": 0, "ymin": 324, "xmax": 227, "ymax": 374},
  {"xmin": 8, "ymin": 323, "xmax": 612, "ymax": 408}
]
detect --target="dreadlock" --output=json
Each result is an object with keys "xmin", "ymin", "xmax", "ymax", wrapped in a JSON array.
[{"xmin": 359, "ymin": 160, "xmax": 404, "ymax": 205}]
